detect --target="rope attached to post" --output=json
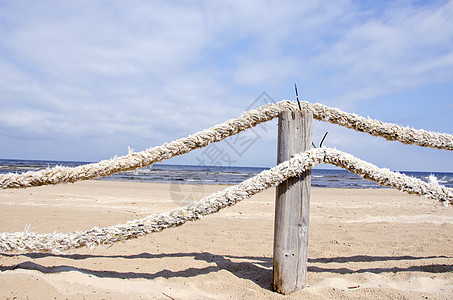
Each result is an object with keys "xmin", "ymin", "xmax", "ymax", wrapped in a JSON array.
[
  {"xmin": 1, "ymin": 148, "xmax": 451, "ymax": 253},
  {"xmin": 1, "ymin": 101, "xmax": 452, "ymax": 189}
]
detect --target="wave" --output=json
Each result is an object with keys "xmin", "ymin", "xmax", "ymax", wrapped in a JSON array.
[{"xmin": 1, "ymin": 159, "xmax": 452, "ymax": 189}]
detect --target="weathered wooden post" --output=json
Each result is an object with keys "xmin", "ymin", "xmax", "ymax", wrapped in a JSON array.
[{"xmin": 272, "ymin": 110, "xmax": 312, "ymax": 294}]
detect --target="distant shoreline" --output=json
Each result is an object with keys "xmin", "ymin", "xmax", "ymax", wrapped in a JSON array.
[{"xmin": 1, "ymin": 158, "xmax": 452, "ymax": 189}]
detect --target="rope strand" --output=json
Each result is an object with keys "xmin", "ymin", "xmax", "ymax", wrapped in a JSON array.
[
  {"xmin": 1, "ymin": 101, "xmax": 452, "ymax": 189},
  {"xmin": 1, "ymin": 148, "xmax": 451, "ymax": 253},
  {"xmin": 0, "ymin": 101, "xmax": 451, "ymax": 252}
]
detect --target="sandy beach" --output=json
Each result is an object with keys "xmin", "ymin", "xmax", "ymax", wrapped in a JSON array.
[{"xmin": 0, "ymin": 180, "xmax": 452, "ymax": 299}]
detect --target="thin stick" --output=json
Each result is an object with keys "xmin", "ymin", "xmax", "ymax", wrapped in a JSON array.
[{"xmin": 294, "ymin": 83, "xmax": 302, "ymax": 110}]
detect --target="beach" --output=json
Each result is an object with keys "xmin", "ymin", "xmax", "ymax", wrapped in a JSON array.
[{"xmin": 0, "ymin": 180, "xmax": 452, "ymax": 299}]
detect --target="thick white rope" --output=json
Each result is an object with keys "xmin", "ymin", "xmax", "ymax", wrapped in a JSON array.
[
  {"xmin": 1, "ymin": 148, "xmax": 451, "ymax": 253},
  {"xmin": 1, "ymin": 101, "xmax": 452, "ymax": 189}
]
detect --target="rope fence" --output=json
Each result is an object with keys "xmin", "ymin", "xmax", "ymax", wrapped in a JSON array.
[
  {"xmin": 0, "ymin": 100, "xmax": 451, "ymax": 253},
  {"xmin": 1, "ymin": 100, "xmax": 452, "ymax": 190},
  {"xmin": 1, "ymin": 147, "xmax": 451, "ymax": 252}
]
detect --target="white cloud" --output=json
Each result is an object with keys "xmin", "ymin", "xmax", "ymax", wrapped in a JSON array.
[
  {"xmin": 312, "ymin": 0, "xmax": 453, "ymax": 106},
  {"xmin": 0, "ymin": 0, "xmax": 451, "ymax": 170},
  {"xmin": 0, "ymin": 1, "xmax": 207, "ymax": 78}
]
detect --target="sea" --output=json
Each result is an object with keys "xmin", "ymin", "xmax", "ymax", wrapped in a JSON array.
[{"xmin": 0, "ymin": 159, "xmax": 452, "ymax": 189}]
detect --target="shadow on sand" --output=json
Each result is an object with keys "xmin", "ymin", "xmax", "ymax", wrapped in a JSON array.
[{"xmin": 1, "ymin": 252, "xmax": 452, "ymax": 290}]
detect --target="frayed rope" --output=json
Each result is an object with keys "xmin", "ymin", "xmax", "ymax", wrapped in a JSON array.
[{"xmin": 1, "ymin": 148, "xmax": 451, "ymax": 253}]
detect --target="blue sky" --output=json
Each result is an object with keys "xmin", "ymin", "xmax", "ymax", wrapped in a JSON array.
[{"xmin": 0, "ymin": 0, "xmax": 452, "ymax": 172}]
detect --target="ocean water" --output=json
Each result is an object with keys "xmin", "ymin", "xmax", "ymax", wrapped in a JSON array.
[{"xmin": 0, "ymin": 159, "xmax": 452, "ymax": 189}]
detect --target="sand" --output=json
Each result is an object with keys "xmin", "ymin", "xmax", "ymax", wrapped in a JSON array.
[{"xmin": 0, "ymin": 180, "xmax": 452, "ymax": 299}]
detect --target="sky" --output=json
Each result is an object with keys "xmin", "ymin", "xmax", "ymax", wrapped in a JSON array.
[{"xmin": 0, "ymin": 0, "xmax": 452, "ymax": 172}]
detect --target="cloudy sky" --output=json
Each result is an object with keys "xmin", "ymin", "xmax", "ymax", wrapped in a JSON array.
[{"xmin": 0, "ymin": 0, "xmax": 452, "ymax": 172}]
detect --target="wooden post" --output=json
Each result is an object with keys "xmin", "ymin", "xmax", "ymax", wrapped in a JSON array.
[{"xmin": 272, "ymin": 110, "xmax": 312, "ymax": 294}]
